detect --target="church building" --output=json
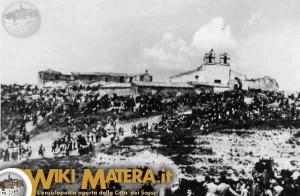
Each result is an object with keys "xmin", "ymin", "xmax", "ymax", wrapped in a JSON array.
[{"xmin": 169, "ymin": 49, "xmax": 256, "ymax": 91}]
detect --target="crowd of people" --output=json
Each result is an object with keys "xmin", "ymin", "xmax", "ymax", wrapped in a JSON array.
[
  {"xmin": 51, "ymin": 131, "xmax": 98, "ymax": 157},
  {"xmin": 153, "ymin": 90, "xmax": 300, "ymax": 136},
  {"xmin": 1, "ymin": 145, "xmax": 32, "ymax": 161},
  {"xmin": 182, "ymin": 172, "xmax": 300, "ymax": 196},
  {"xmin": 1, "ymin": 84, "xmax": 300, "ymax": 196},
  {"xmin": 1, "ymin": 84, "xmax": 300, "ymax": 160},
  {"xmin": 0, "ymin": 84, "xmax": 167, "ymax": 159}
]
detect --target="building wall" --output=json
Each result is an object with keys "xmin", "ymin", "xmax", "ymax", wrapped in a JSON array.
[
  {"xmin": 77, "ymin": 75, "xmax": 122, "ymax": 83},
  {"xmin": 170, "ymin": 64, "xmax": 230, "ymax": 86},
  {"xmin": 247, "ymin": 76, "xmax": 279, "ymax": 92},
  {"xmin": 42, "ymin": 73, "xmax": 60, "ymax": 81},
  {"xmin": 139, "ymin": 73, "xmax": 153, "ymax": 82},
  {"xmin": 134, "ymin": 86, "xmax": 194, "ymax": 96},
  {"xmin": 98, "ymin": 88, "xmax": 136, "ymax": 97},
  {"xmin": 38, "ymin": 72, "xmax": 74, "ymax": 87},
  {"xmin": 76, "ymin": 74, "xmax": 152, "ymax": 83},
  {"xmin": 213, "ymin": 86, "xmax": 230, "ymax": 92},
  {"xmin": 98, "ymin": 85, "xmax": 194, "ymax": 97},
  {"xmin": 39, "ymin": 69, "xmax": 153, "ymax": 87},
  {"xmin": 38, "ymin": 72, "xmax": 60, "ymax": 87},
  {"xmin": 204, "ymin": 65, "xmax": 230, "ymax": 86}
]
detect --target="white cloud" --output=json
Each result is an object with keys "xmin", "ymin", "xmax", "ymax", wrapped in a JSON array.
[
  {"xmin": 141, "ymin": 17, "xmax": 236, "ymax": 78},
  {"xmin": 191, "ymin": 16, "xmax": 236, "ymax": 50},
  {"xmin": 143, "ymin": 32, "xmax": 191, "ymax": 63}
]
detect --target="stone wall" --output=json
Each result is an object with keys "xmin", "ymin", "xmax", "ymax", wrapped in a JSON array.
[
  {"xmin": 247, "ymin": 76, "xmax": 279, "ymax": 92},
  {"xmin": 134, "ymin": 86, "xmax": 195, "ymax": 96},
  {"xmin": 98, "ymin": 87, "xmax": 136, "ymax": 97}
]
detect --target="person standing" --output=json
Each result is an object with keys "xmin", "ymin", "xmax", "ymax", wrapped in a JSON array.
[
  {"xmin": 250, "ymin": 177, "xmax": 260, "ymax": 196},
  {"xmin": 260, "ymin": 184, "xmax": 273, "ymax": 196},
  {"xmin": 186, "ymin": 189, "xmax": 194, "ymax": 196},
  {"xmin": 217, "ymin": 175, "xmax": 240, "ymax": 196},
  {"xmin": 204, "ymin": 176, "xmax": 218, "ymax": 196}
]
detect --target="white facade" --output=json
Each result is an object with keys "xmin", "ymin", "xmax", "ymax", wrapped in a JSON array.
[
  {"xmin": 204, "ymin": 64, "xmax": 230, "ymax": 86},
  {"xmin": 169, "ymin": 50, "xmax": 280, "ymax": 92},
  {"xmin": 0, "ymin": 186, "xmax": 25, "ymax": 196},
  {"xmin": 170, "ymin": 50, "xmax": 231, "ymax": 87},
  {"xmin": 169, "ymin": 64, "xmax": 231, "ymax": 86},
  {"xmin": 169, "ymin": 66, "xmax": 206, "ymax": 83}
]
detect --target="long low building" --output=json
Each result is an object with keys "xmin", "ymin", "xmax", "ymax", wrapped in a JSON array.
[
  {"xmin": 71, "ymin": 70, "xmax": 152, "ymax": 83},
  {"xmin": 38, "ymin": 69, "xmax": 153, "ymax": 87}
]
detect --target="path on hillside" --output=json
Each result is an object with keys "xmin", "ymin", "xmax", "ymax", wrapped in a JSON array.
[{"xmin": 0, "ymin": 115, "xmax": 163, "ymax": 166}]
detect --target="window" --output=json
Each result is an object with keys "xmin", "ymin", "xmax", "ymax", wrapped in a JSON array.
[{"xmin": 214, "ymin": 79, "xmax": 221, "ymax": 83}]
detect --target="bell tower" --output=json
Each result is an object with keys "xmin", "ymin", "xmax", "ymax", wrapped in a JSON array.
[
  {"xmin": 220, "ymin": 52, "xmax": 230, "ymax": 66},
  {"xmin": 203, "ymin": 49, "xmax": 216, "ymax": 65}
]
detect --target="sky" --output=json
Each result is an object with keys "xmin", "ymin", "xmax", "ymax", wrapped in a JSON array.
[
  {"xmin": 0, "ymin": 172, "xmax": 22, "ymax": 181},
  {"xmin": 1, "ymin": 0, "xmax": 300, "ymax": 90}
]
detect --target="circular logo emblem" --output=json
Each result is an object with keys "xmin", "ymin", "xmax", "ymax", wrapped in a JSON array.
[
  {"xmin": 2, "ymin": 2, "xmax": 41, "ymax": 38},
  {"xmin": 0, "ymin": 168, "xmax": 32, "ymax": 196}
]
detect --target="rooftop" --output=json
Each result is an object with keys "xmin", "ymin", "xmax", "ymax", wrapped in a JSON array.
[
  {"xmin": 39, "ymin": 69, "xmax": 62, "ymax": 74},
  {"xmin": 169, "ymin": 66, "xmax": 204, "ymax": 79},
  {"xmin": 71, "ymin": 71, "xmax": 150, "ymax": 77}
]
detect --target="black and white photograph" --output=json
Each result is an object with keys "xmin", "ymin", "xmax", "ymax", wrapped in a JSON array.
[{"xmin": 1, "ymin": 0, "xmax": 300, "ymax": 195}]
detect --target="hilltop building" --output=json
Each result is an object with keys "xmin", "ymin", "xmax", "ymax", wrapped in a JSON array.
[
  {"xmin": 38, "ymin": 69, "xmax": 75, "ymax": 87},
  {"xmin": 0, "ymin": 174, "xmax": 25, "ymax": 196},
  {"xmin": 71, "ymin": 70, "xmax": 152, "ymax": 83},
  {"xmin": 37, "ymin": 49, "xmax": 279, "ymax": 93},
  {"xmin": 169, "ymin": 49, "xmax": 241, "ymax": 91},
  {"xmin": 38, "ymin": 69, "xmax": 152, "ymax": 87},
  {"xmin": 169, "ymin": 49, "xmax": 279, "ymax": 92}
]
